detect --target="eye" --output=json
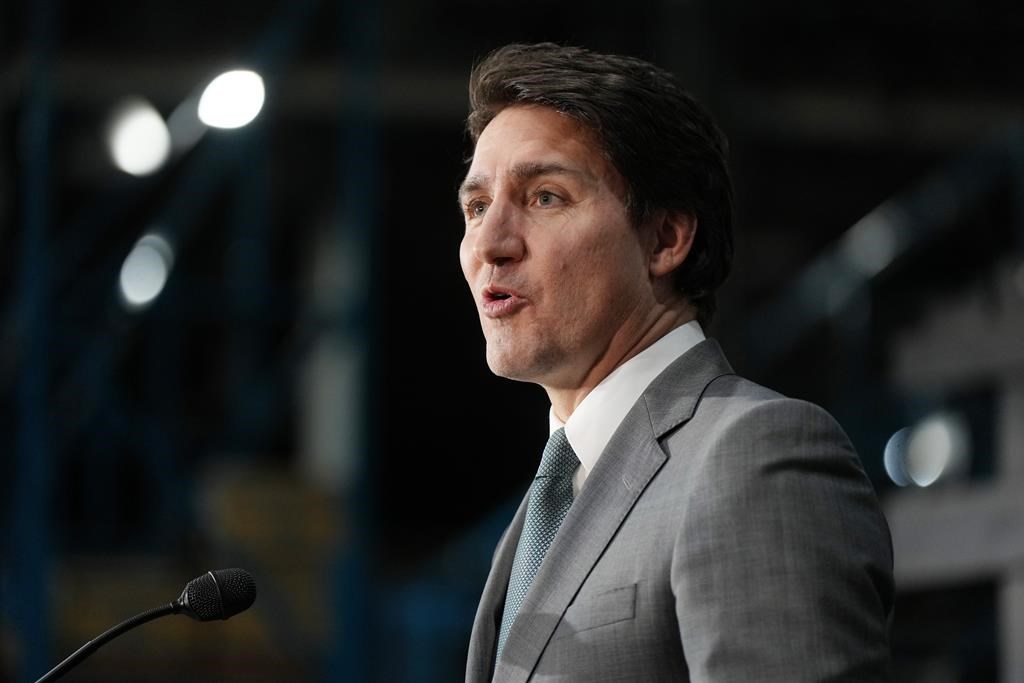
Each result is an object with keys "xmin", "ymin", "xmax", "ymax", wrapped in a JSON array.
[
  {"xmin": 535, "ymin": 191, "xmax": 561, "ymax": 207},
  {"xmin": 465, "ymin": 199, "xmax": 488, "ymax": 219}
]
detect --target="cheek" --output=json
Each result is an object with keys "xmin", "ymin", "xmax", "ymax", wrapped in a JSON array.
[
  {"xmin": 576, "ymin": 238, "xmax": 646, "ymax": 302},
  {"xmin": 459, "ymin": 236, "xmax": 476, "ymax": 282},
  {"xmin": 573, "ymin": 237, "xmax": 627, "ymax": 281}
]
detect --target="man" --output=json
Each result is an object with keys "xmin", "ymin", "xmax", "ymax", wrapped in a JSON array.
[{"xmin": 458, "ymin": 43, "xmax": 893, "ymax": 682}]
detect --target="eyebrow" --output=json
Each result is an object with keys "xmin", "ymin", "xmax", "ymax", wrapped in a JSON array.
[{"xmin": 457, "ymin": 162, "xmax": 588, "ymax": 204}]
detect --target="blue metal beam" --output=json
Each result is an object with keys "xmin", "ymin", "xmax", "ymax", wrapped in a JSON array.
[
  {"xmin": 329, "ymin": 0, "xmax": 380, "ymax": 679},
  {"xmin": 8, "ymin": 1, "xmax": 58, "ymax": 680}
]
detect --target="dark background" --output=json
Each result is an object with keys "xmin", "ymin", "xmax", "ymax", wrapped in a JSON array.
[{"xmin": 1, "ymin": 0, "xmax": 1022, "ymax": 681}]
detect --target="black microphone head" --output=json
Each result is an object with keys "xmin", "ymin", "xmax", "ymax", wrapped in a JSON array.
[{"xmin": 176, "ymin": 568, "xmax": 257, "ymax": 622}]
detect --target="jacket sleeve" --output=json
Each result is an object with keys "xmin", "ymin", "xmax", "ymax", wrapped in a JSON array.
[{"xmin": 671, "ymin": 397, "xmax": 894, "ymax": 682}]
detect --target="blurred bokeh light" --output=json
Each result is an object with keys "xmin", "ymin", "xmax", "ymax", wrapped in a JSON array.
[
  {"xmin": 106, "ymin": 98, "xmax": 172, "ymax": 176},
  {"xmin": 886, "ymin": 412, "xmax": 971, "ymax": 488},
  {"xmin": 118, "ymin": 233, "xmax": 175, "ymax": 309},
  {"xmin": 197, "ymin": 69, "xmax": 266, "ymax": 129}
]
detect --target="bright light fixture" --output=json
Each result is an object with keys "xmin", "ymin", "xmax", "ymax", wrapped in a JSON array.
[
  {"xmin": 197, "ymin": 69, "xmax": 266, "ymax": 129},
  {"xmin": 119, "ymin": 234, "xmax": 175, "ymax": 310},
  {"xmin": 107, "ymin": 98, "xmax": 171, "ymax": 176},
  {"xmin": 884, "ymin": 412, "xmax": 970, "ymax": 488}
]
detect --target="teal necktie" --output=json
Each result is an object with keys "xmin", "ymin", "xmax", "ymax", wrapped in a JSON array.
[{"xmin": 495, "ymin": 427, "xmax": 580, "ymax": 664}]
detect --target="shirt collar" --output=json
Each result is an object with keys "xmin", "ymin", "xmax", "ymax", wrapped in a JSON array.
[{"xmin": 549, "ymin": 320, "xmax": 705, "ymax": 488}]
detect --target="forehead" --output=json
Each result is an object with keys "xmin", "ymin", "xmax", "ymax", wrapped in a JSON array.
[{"xmin": 464, "ymin": 105, "xmax": 616, "ymax": 187}]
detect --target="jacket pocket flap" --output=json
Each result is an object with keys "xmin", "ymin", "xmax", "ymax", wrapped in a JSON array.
[{"xmin": 555, "ymin": 583, "xmax": 637, "ymax": 638}]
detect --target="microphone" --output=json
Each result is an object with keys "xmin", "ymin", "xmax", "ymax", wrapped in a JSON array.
[
  {"xmin": 35, "ymin": 568, "xmax": 257, "ymax": 683},
  {"xmin": 176, "ymin": 568, "xmax": 258, "ymax": 621}
]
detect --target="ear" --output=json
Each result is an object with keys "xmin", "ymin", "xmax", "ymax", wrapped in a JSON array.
[{"xmin": 648, "ymin": 209, "xmax": 696, "ymax": 278}]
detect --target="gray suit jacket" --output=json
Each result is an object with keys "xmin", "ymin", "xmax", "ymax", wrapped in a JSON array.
[{"xmin": 466, "ymin": 339, "xmax": 893, "ymax": 682}]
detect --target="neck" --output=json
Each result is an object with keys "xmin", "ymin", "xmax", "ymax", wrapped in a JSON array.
[{"xmin": 546, "ymin": 305, "xmax": 695, "ymax": 422}]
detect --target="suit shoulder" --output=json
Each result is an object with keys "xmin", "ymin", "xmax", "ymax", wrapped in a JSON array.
[
  {"xmin": 698, "ymin": 374, "xmax": 846, "ymax": 434},
  {"xmin": 675, "ymin": 373, "xmax": 862, "ymax": 482}
]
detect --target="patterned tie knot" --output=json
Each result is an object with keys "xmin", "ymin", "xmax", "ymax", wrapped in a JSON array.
[{"xmin": 536, "ymin": 427, "xmax": 579, "ymax": 479}]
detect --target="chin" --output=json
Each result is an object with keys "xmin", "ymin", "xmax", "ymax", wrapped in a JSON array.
[
  {"xmin": 485, "ymin": 352, "xmax": 528, "ymax": 381},
  {"xmin": 482, "ymin": 341, "xmax": 526, "ymax": 377},
  {"xmin": 485, "ymin": 343, "xmax": 560, "ymax": 384}
]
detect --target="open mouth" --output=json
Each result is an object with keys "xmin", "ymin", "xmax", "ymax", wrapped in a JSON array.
[
  {"xmin": 481, "ymin": 287, "xmax": 524, "ymax": 317},
  {"xmin": 484, "ymin": 286, "xmax": 515, "ymax": 302}
]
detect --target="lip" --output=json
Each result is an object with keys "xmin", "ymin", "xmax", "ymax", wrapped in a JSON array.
[{"xmin": 481, "ymin": 285, "xmax": 527, "ymax": 318}]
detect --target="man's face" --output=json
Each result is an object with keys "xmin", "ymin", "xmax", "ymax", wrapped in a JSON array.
[{"xmin": 459, "ymin": 105, "xmax": 657, "ymax": 391}]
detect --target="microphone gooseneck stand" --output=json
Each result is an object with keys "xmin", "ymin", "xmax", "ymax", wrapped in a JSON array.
[{"xmin": 35, "ymin": 603, "xmax": 180, "ymax": 683}]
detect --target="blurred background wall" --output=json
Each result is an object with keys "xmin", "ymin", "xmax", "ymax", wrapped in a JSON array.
[{"xmin": 1, "ymin": 0, "xmax": 1022, "ymax": 681}]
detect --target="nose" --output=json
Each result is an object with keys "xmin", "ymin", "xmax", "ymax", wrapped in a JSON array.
[{"xmin": 471, "ymin": 199, "xmax": 525, "ymax": 267}]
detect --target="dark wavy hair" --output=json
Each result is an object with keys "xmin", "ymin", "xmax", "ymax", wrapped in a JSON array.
[{"xmin": 467, "ymin": 43, "xmax": 734, "ymax": 325}]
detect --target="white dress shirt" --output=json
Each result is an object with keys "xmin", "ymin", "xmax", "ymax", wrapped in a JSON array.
[{"xmin": 549, "ymin": 320, "xmax": 705, "ymax": 494}]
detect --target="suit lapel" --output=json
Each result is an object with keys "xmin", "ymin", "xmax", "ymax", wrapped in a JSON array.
[
  {"xmin": 466, "ymin": 493, "xmax": 530, "ymax": 683},
  {"xmin": 489, "ymin": 339, "xmax": 735, "ymax": 683},
  {"xmin": 641, "ymin": 338, "xmax": 734, "ymax": 438}
]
